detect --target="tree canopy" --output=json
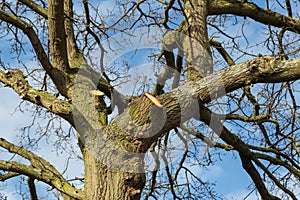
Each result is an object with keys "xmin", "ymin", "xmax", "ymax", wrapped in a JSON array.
[{"xmin": 0, "ymin": 0, "xmax": 299, "ymax": 199}]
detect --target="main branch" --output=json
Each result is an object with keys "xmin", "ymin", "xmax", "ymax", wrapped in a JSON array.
[{"xmin": 0, "ymin": 69, "xmax": 73, "ymax": 125}]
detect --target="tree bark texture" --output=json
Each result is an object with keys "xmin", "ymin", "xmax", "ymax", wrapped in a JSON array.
[{"xmin": 83, "ymin": 148, "xmax": 146, "ymax": 200}]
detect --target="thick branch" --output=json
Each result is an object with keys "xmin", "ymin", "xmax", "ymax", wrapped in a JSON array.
[
  {"xmin": 19, "ymin": 0, "xmax": 84, "ymax": 71},
  {"xmin": 48, "ymin": 0, "xmax": 70, "ymax": 72},
  {"xmin": 0, "ymin": 160, "xmax": 83, "ymax": 199},
  {"xmin": 98, "ymin": 56, "xmax": 300, "ymax": 151},
  {"xmin": 0, "ymin": 138, "xmax": 63, "ymax": 179},
  {"xmin": 184, "ymin": 0, "xmax": 212, "ymax": 79},
  {"xmin": 209, "ymin": 0, "xmax": 300, "ymax": 33},
  {"xmin": 64, "ymin": 0, "xmax": 84, "ymax": 69},
  {"xmin": 157, "ymin": 56, "xmax": 300, "ymax": 125},
  {"xmin": 0, "ymin": 69, "xmax": 73, "ymax": 125},
  {"xmin": 0, "ymin": 138, "xmax": 83, "ymax": 199},
  {"xmin": 18, "ymin": 0, "xmax": 48, "ymax": 18}
]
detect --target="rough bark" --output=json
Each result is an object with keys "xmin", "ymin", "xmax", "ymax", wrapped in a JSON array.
[
  {"xmin": 1, "ymin": 53, "xmax": 300, "ymax": 199},
  {"xmin": 208, "ymin": 0, "xmax": 300, "ymax": 33},
  {"xmin": 83, "ymin": 149, "xmax": 146, "ymax": 200},
  {"xmin": 48, "ymin": 0, "xmax": 73, "ymax": 98},
  {"xmin": 48, "ymin": 0, "xmax": 69, "ymax": 71},
  {"xmin": 184, "ymin": 0, "xmax": 213, "ymax": 80}
]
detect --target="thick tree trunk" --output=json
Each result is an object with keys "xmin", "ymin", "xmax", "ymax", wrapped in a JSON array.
[{"xmin": 83, "ymin": 148, "xmax": 146, "ymax": 200}]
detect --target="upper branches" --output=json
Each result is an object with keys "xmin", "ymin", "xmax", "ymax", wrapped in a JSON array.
[
  {"xmin": 0, "ymin": 9, "xmax": 74, "ymax": 98},
  {"xmin": 64, "ymin": 0, "xmax": 84, "ymax": 69},
  {"xmin": 208, "ymin": 0, "xmax": 300, "ymax": 33}
]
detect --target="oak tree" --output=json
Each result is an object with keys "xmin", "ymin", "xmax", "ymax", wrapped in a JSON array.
[{"xmin": 0, "ymin": 0, "xmax": 299, "ymax": 199}]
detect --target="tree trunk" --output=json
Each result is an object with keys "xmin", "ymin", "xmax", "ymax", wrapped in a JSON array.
[{"xmin": 83, "ymin": 148, "xmax": 146, "ymax": 200}]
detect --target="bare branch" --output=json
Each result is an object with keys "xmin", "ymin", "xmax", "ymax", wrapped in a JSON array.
[
  {"xmin": 0, "ymin": 172, "xmax": 19, "ymax": 181},
  {"xmin": 18, "ymin": 0, "xmax": 48, "ymax": 18},
  {"xmin": 167, "ymin": 57, "xmax": 300, "ymax": 118},
  {"xmin": 48, "ymin": 0, "xmax": 70, "ymax": 72},
  {"xmin": 199, "ymin": 107, "xmax": 281, "ymax": 200},
  {"xmin": 27, "ymin": 177, "xmax": 38, "ymax": 200},
  {"xmin": 0, "ymin": 138, "xmax": 83, "ymax": 199},
  {"xmin": 253, "ymin": 158, "xmax": 297, "ymax": 200},
  {"xmin": 0, "ymin": 69, "xmax": 73, "ymax": 125},
  {"xmin": 64, "ymin": 0, "xmax": 84, "ymax": 69},
  {"xmin": 209, "ymin": 0, "xmax": 300, "ymax": 33},
  {"xmin": 210, "ymin": 39, "xmax": 235, "ymax": 66},
  {"xmin": 0, "ymin": 9, "xmax": 73, "ymax": 98},
  {"xmin": 255, "ymin": 152, "xmax": 300, "ymax": 179}
]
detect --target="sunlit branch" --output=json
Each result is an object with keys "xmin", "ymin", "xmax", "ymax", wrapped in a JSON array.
[
  {"xmin": 64, "ymin": 0, "xmax": 84, "ymax": 69},
  {"xmin": 209, "ymin": 0, "xmax": 300, "ymax": 33},
  {"xmin": 0, "ymin": 138, "xmax": 83, "ymax": 199},
  {"xmin": 48, "ymin": 0, "xmax": 70, "ymax": 72},
  {"xmin": 0, "ymin": 160, "xmax": 83, "ymax": 199},
  {"xmin": 0, "ymin": 9, "xmax": 72, "ymax": 98},
  {"xmin": 0, "ymin": 69, "xmax": 73, "ymax": 125},
  {"xmin": 126, "ymin": 56, "xmax": 300, "ymax": 150},
  {"xmin": 0, "ymin": 172, "xmax": 19, "ymax": 181},
  {"xmin": 18, "ymin": 0, "xmax": 48, "ymax": 18}
]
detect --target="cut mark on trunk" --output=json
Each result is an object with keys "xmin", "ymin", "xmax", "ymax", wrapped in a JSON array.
[{"xmin": 144, "ymin": 92, "xmax": 163, "ymax": 107}]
